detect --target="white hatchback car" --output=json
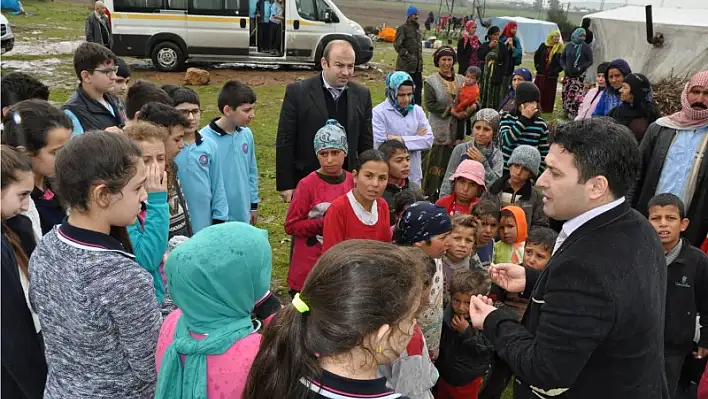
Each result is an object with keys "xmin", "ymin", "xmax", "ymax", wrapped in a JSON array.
[{"xmin": 1, "ymin": 13, "xmax": 15, "ymax": 54}]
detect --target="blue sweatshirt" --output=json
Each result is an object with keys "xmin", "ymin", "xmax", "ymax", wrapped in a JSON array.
[
  {"xmin": 174, "ymin": 133, "xmax": 229, "ymax": 233},
  {"xmin": 127, "ymin": 191, "xmax": 169, "ymax": 302},
  {"xmin": 200, "ymin": 119, "xmax": 260, "ymax": 223}
]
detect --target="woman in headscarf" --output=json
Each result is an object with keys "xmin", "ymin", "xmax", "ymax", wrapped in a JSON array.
[
  {"xmin": 533, "ymin": 30, "xmax": 564, "ymax": 114},
  {"xmin": 499, "ymin": 67, "xmax": 533, "ymax": 112},
  {"xmin": 593, "ymin": 58, "xmax": 632, "ymax": 117},
  {"xmin": 478, "ymin": 26, "xmax": 503, "ymax": 109},
  {"xmin": 575, "ymin": 61, "xmax": 610, "ymax": 120},
  {"xmin": 373, "ymin": 71, "xmax": 433, "ymax": 186},
  {"xmin": 421, "ymin": 46, "xmax": 474, "ymax": 201},
  {"xmin": 155, "ymin": 222, "xmax": 280, "ymax": 399},
  {"xmin": 608, "ymin": 73, "xmax": 661, "ymax": 142},
  {"xmin": 498, "ymin": 22, "xmax": 523, "ymax": 93},
  {"xmin": 457, "ymin": 19, "xmax": 483, "ymax": 76},
  {"xmin": 440, "ymin": 108, "xmax": 503, "ymax": 197},
  {"xmin": 560, "ymin": 28, "xmax": 593, "ymax": 119}
]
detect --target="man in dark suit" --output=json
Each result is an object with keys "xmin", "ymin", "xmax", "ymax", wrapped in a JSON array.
[
  {"xmin": 470, "ymin": 118, "xmax": 670, "ymax": 398},
  {"xmin": 275, "ymin": 40, "xmax": 373, "ymax": 202}
]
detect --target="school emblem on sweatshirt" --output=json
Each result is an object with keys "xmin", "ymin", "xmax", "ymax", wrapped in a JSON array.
[
  {"xmin": 199, "ymin": 154, "xmax": 208, "ymax": 166},
  {"xmin": 242, "ymin": 143, "xmax": 249, "ymax": 154}
]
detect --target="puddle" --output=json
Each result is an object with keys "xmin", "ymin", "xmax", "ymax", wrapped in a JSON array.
[
  {"xmin": 9, "ymin": 40, "xmax": 83, "ymax": 56},
  {"xmin": 1, "ymin": 57, "xmax": 77, "ymax": 90}
]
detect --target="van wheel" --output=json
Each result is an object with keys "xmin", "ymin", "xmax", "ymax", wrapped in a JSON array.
[{"xmin": 151, "ymin": 42, "xmax": 185, "ymax": 72}]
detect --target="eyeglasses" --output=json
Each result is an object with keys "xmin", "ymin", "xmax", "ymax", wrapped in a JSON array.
[
  {"xmin": 178, "ymin": 108, "xmax": 201, "ymax": 117},
  {"xmin": 90, "ymin": 67, "xmax": 119, "ymax": 76}
]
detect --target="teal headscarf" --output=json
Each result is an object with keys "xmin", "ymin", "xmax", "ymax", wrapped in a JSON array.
[
  {"xmin": 570, "ymin": 28, "xmax": 586, "ymax": 69},
  {"xmin": 385, "ymin": 71, "xmax": 416, "ymax": 117},
  {"xmin": 155, "ymin": 222, "xmax": 272, "ymax": 399}
]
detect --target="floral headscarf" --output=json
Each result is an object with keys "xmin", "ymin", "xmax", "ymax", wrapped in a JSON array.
[
  {"xmin": 385, "ymin": 71, "xmax": 415, "ymax": 117},
  {"xmin": 463, "ymin": 20, "xmax": 480, "ymax": 49}
]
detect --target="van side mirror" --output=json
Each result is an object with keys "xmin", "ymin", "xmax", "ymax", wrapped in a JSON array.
[{"xmin": 324, "ymin": 11, "xmax": 331, "ymax": 22}]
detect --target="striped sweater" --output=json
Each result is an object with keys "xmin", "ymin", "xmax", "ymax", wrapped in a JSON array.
[
  {"xmin": 499, "ymin": 112, "xmax": 550, "ymax": 172},
  {"xmin": 29, "ymin": 222, "xmax": 162, "ymax": 398}
]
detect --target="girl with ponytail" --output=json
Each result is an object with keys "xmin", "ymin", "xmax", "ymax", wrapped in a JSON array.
[
  {"xmin": 245, "ymin": 239, "xmax": 424, "ymax": 399},
  {"xmin": 1, "ymin": 144, "xmax": 47, "ymax": 398}
]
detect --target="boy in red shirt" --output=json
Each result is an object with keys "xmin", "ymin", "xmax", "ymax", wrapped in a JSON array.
[
  {"xmin": 285, "ymin": 119, "xmax": 354, "ymax": 295},
  {"xmin": 437, "ymin": 160, "xmax": 485, "ymax": 216}
]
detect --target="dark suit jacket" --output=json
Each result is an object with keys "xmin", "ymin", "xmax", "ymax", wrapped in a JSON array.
[
  {"xmin": 275, "ymin": 74, "xmax": 373, "ymax": 191},
  {"xmin": 85, "ymin": 13, "xmax": 112, "ymax": 48},
  {"xmin": 483, "ymin": 202, "xmax": 670, "ymax": 399}
]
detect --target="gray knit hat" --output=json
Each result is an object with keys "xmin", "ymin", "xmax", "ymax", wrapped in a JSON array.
[{"xmin": 507, "ymin": 145, "xmax": 541, "ymax": 177}]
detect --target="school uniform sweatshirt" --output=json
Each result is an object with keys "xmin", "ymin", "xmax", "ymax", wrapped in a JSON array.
[
  {"xmin": 200, "ymin": 120, "xmax": 259, "ymax": 223},
  {"xmin": 174, "ymin": 132, "xmax": 229, "ymax": 233},
  {"xmin": 499, "ymin": 112, "xmax": 550, "ymax": 172},
  {"xmin": 284, "ymin": 171, "xmax": 354, "ymax": 291},
  {"xmin": 127, "ymin": 191, "xmax": 170, "ymax": 302},
  {"xmin": 29, "ymin": 222, "xmax": 162, "ymax": 398},
  {"xmin": 322, "ymin": 192, "xmax": 391, "ymax": 253}
]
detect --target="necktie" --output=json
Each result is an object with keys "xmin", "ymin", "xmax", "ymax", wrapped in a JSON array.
[{"xmin": 552, "ymin": 230, "xmax": 568, "ymax": 256}]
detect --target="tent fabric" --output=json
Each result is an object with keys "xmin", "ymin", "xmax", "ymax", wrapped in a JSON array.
[
  {"xmin": 474, "ymin": 16, "xmax": 561, "ymax": 54},
  {"xmin": 1, "ymin": 0, "xmax": 21, "ymax": 12},
  {"xmin": 583, "ymin": 6, "xmax": 708, "ymax": 82}
]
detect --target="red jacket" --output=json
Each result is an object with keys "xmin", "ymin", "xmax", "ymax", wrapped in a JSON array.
[
  {"xmin": 284, "ymin": 172, "xmax": 353, "ymax": 291},
  {"xmin": 436, "ymin": 193, "xmax": 479, "ymax": 216},
  {"xmin": 699, "ymin": 361, "xmax": 708, "ymax": 399}
]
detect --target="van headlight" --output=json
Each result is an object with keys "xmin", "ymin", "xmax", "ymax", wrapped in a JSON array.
[{"xmin": 348, "ymin": 21, "xmax": 365, "ymax": 35}]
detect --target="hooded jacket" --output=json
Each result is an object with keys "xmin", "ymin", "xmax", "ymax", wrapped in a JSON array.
[
  {"xmin": 494, "ymin": 205, "xmax": 527, "ymax": 264},
  {"xmin": 592, "ymin": 59, "xmax": 632, "ymax": 117}
]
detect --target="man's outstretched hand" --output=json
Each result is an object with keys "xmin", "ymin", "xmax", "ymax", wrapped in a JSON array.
[{"xmin": 489, "ymin": 263, "xmax": 527, "ymax": 294}]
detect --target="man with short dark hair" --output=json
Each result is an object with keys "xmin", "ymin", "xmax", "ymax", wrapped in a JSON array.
[
  {"xmin": 471, "ymin": 118, "xmax": 670, "ymax": 398},
  {"xmin": 275, "ymin": 39, "xmax": 373, "ymax": 202}
]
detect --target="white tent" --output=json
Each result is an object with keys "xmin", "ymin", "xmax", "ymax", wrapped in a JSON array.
[
  {"xmin": 584, "ymin": 6, "xmax": 708, "ymax": 82},
  {"xmin": 474, "ymin": 17, "xmax": 561, "ymax": 53}
]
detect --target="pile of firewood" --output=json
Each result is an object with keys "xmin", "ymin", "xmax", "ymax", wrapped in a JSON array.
[{"xmin": 652, "ymin": 75, "xmax": 690, "ymax": 116}]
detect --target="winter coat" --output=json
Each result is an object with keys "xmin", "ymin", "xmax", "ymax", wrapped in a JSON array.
[
  {"xmin": 629, "ymin": 123, "xmax": 708, "ymax": 247},
  {"xmin": 394, "ymin": 20, "xmax": 423, "ymax": 73},
  {"xmin": 533, "ymin": 43, "xmax": 563, "ymax": 78},
  {"xmin": 559, "ymin": 42, "xmax": 593, "ymax": 77},
  {"xmin": 483, "ymin": 175, "xmax": 549, "ymax": 229}
]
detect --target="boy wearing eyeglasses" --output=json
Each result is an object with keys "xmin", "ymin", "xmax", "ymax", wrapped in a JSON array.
[
  {"xmin": 168, "ymin": 86, "xmax": 229, "ymax": 233},
  {"xmin": 62, "ymin": 42, "xmax": 125, "ymax": 135}
]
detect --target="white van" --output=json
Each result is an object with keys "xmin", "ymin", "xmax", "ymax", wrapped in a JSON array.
[
  {"xmin": 1, "ymin": 13, "xmax": 15, "ymax": 54},
  {"xmin": 104, "ymin": 0, "xmax": 374, "ymax": 71}
]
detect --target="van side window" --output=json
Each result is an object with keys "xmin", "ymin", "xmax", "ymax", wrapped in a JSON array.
[
  {"xmin": 114, "ymin": 0, "xmax": 164, "ymax": 12},
  {"xmin": 295, "ymin": 0, "xmax": 332, "ymax": 22},
  {"xmin": 168, "ymin": 0, "xmax": 187, "ymax": 9},
  {"xmin": 190, "ymin": 0, "xmax": 245, "ymax": 15}
]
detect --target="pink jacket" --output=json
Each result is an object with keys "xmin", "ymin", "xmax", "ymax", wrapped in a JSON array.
[
  {"xmin": 156, "ymin": 310, "xmax": 262, "ymax": 398},
  {"xmin": 575, "ymin": 87, "xmax": 603, "ymax": 121}
]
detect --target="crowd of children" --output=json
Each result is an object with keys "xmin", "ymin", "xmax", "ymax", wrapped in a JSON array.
[{"xmin": 1, "ymin": 38, "xmax": 708, "ymax": 399}]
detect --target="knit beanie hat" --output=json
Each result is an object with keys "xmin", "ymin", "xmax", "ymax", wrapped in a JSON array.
[
  {"xmin": 407, "ymin": 5, "xmax": 419, "ymax": 18},
  {"xmin": 475, "ymin": 108, "xmax": 501, "ymax": 132},
  {"xmin": 313, "ymin": 119, "xmax": 348, "ymax": 155},
  {"xmin": 393, "ymin": 201, "xmax": 452, "ymax": 245},
  {"xmin": 514, "ymin": 82, "xmax": 541, "ymax": 106},
  {"xmin": 507, "ymin": 145, "xmax": 541, "ymax": 177}
]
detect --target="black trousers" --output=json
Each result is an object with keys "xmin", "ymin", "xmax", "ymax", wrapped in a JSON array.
[
  {"xmin": 271, "ymin": 23, "xmax": 282, "ymax": 52},
  {"xmin": 411, "ymin": 71, "xmax": 423, "ymax": 106},
  {"xmin": 259, "ymin": 22, "xmax": 270, "ymax": 51}
]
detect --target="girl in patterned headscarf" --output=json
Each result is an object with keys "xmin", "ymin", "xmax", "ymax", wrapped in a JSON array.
[
  {"xmin": 440, "ymin": 108, "xmax": 503, "ymax": 197},
  {"xmin": 283, "ymin": 119, "xmax": 354, "ymax": 294}
]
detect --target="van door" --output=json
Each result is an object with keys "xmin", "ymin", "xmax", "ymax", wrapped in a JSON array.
[
  {"xmin": 288, "ymin": 0, "xmax": 336, "ymax": 60},
  {"xmin": 187, "ymin": 0, "xmax": 250, "ymax": 58}
]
